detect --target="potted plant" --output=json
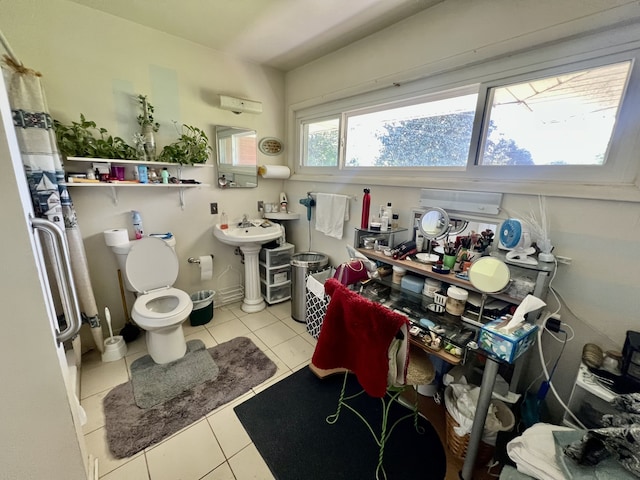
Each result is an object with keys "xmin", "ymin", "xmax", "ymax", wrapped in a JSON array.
[
  {"xmin": 137, "ymin": 94, "xmax": 159, "ymax": 161},
  {"xmin": 53, "ymin": 114, "xmax": 137, "ymax": 159},
  {"xmin": 158, "ymin": 123, "xmax": 213, "ymax": 165}
]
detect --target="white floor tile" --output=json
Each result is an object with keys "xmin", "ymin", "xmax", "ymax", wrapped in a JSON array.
[
  {"xmin": 122, "ymin": 334, "xmax": 147, "ymax": 356},
  {"xmin": 266, "ymin": 301, "xmax": 291, "ymax": 319},
  {"xmin": 280, "ymin": 315, "xmax": 308, "ymax": 334},
  {"xmin": 207, "ymin": 405, "xmax": 251, "ymax": 458},
  {"xmin": 80, "ymin": 389, "xmax": 108, "ymax": 434},
  {"xmin": 181, "ymin": 321, "xmax": 206, "ymax": 337},
  {"xmin": 209, "ymin": 308, "xmax": 237, "ymax": 325},
  {"xmin": 145, "ymin": 419, "xmax": 225, "ymax": 480},
  {"xmin": 228, "ymin": 444, "xmax": 275, "ymax": 480},
  {"xmin": 200, "ymin": 461, "xmax": 236, "ymax": 480},
  {"xmin": 239, "ymin": 310, "xmax": 280, "ymax": 331},
  {"xmin": 271, "ymin": 335, "xmax": 315, "ymax": 370},
  {"xmin": 84, "ymin": 427, "xmax": 142, "ymax": 477},
  {"xmin": 253, "ymin": 321, "xmax": 297, "ymax": 349},
  {"xmin": 208, "ymin": 318, "xmax": 251, "ymax": 344},
  {"xmin": 184, "ymin": 328, "xmax": 217, "ymax": 348},
  {"xmin": 80, "ymin": 358, "xmax": 129, "ymax": 399},
  {"xmin": 256, "ymin": 347, "xmax": 290, "ymax": 382},
  {"xmin": 100, "ymin": 455, "xmax": 149, "ymax": 480}
]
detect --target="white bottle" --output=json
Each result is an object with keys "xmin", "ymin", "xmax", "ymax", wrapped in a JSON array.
[
  {"xmin": 380, "ymin": 211, "xmax": 389, "ymax": 231},
  {"xmin": 385, "ymin": 202, "xmax": 393, "ymax": 229}
]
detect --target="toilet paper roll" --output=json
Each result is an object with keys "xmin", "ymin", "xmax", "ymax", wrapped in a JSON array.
[
  {"xmin": 199, "ymin": 255, "xmax": 213, "ymax": 281},
  {"xmin": 258, "ymin": 165, "xmax": 290, "ymax": 179},
  {"xmin": 103, "ymin": 228, "xmax": 130, "ymax": 246}
]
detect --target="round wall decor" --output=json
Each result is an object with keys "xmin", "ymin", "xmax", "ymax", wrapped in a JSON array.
[{"xmin": 259, "ymin": 137, "xmax": 283, "ymax": 155}]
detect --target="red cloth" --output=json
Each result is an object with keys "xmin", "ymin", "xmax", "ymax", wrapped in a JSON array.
[{"xmin": 311, "ymin": 278, "xmax": 409, "ymax": 398}]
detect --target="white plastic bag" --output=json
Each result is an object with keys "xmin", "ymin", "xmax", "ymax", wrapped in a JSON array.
[{"xmin": 445, "ymin": 384, "xmax": 505, "ymax": 445}]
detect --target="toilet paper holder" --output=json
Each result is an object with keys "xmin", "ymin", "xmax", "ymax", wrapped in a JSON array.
[{"xmin": 188, "ymin": 255, "xmax": 214, "ymax": 264}]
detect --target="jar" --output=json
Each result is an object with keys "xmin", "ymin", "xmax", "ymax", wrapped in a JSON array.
[
  {"xmin": 445, "ymin": 286, "xmax": 468, "ymax": 316},
  {"xmin": 392, "ymin": 266, "xmax": 407, "ymax": 284},
  {"xmin": 422, "ymin": 278, "xmax": 441, "ymax": 298},
  {"xmin": 362, "ymin": 236, "xmax": 378, "ymax": 249}
]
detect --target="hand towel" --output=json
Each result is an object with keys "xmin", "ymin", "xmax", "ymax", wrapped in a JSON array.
[
  {"xmin": 315, "ymin": 193, "xmax": 350, "ymax": 239},
  {"xmin": 311, "ymin": 278, "xmax": 409, "ymax": 397}
]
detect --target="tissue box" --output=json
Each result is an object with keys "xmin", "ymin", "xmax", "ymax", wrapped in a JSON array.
[{"xmin": 479, "ymin": 319, "xmax": 538, "ymax": 363}]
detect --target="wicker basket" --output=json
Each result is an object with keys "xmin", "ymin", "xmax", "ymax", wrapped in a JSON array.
[{"xmin": 444, "ymin": 386, "xmax": 515, "ymax": 467}]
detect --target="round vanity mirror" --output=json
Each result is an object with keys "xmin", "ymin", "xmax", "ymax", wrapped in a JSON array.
[
  {"xmin": 468, "ymin": 256, "xmax": 511, "ymax": 293},
  {"xmin": 418, "ymin": 207, "xmax": 450, "ymax": 239}
]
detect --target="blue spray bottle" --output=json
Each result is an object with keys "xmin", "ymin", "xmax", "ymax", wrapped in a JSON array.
[{"xmin": 131, "ymin": 210, "xmax": 144, "ymax": 239}]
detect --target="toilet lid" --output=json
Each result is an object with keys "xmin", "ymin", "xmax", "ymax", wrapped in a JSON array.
[{"xmin": 125, "ymin": 237, "xmax": 179, "ymax": 293}]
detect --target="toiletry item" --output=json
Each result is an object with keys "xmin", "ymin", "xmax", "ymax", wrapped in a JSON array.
[
  {"xmin": 416, "ymin": 233, "xmax": 424, "ymax": 252},
  {"xmin": 279, "ymin": 192, "xmax": 288, "ymax": 213},
  {"xmin": 385, "ymin": 202, "xmax": 393, "ymax": 229},
  {"xmin": 391, "ymin": 266, "xmax": 407, "ymax": 284},
  {"xmin": 392, "ymin": 213, "xmax": 399, "ymax": 229},
  {"xmin": 361, "ymin": 188, "xmax": 371, "ymax": 229},
  {"xmin": 137, "ymin": 165, "xmax": 148, "ymax": 184},
  {"xmin": 131, "ymin": 210, "xmax": 144, "ymax": 239},
  {"xmin": 220, "ymin": 212, "xmax": 229, "ymax": 230},
  {"xmin": 380, "ymin": 211, "xmax": 389, "ymax": 231},
  {"xmin": 161, "ymin": 167, "xmax": 169, "ymax": 184},
  {"xmin": 86, "ymin": 168, "xmax": 95, "ymax": 180},
  {"xmin": 445, "ymin": 286, "xmax": 468, "ymax": 316}
]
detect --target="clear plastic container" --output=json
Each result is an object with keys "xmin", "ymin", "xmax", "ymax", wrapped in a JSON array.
[{"xmin": 445, "ymin": 286, "xmax": 468, "ymax": 316}]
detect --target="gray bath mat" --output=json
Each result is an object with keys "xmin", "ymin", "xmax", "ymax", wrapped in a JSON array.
[
  {"xmin": 103, "ymin": 336, "xmax": 277, "ymax": 458},
  {"xmin": 130, "ymin": 339, "xmax": 219, "ymax": 408}
]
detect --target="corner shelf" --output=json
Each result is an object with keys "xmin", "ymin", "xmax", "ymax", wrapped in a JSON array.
[{"xmin": 63, "ymin": 157, "xmax": 211, "ymax": 208}]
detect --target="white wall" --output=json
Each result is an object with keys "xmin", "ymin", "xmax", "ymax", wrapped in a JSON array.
[
  {"xmin": 0, "ymin": 0, "xmax": 288, "ymax": 344},
  {"xmin": 283, "ymin": 0, "xmax": 640, "ymax": 421}
]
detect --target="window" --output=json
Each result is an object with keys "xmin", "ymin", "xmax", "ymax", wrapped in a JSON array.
[
  {"xmin": 477, "ymin": 61, "xmax": 631, "ymax": 167},
  {"xmin": 301, "ymin": 117, "xmax": 339, "ymax": 167},
  {"xmin": 345, "ymin": 90, "xmax": 478, "ymax": 168},
  {"xmin": 292, "ymin": 28, "xmax": 640, "ymax": 201}
]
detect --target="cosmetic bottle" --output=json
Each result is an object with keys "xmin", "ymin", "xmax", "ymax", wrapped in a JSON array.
[
  {"xmin": 161, "ymin": 167, "xmax": 169, "ymax": 184},
  {"xmin": 220, "ymin": 212, "xmax": 229, "ymax": 230},
  {"xmin": 131, "ymin": 210, "xmax": 144, "ymax": 239}
]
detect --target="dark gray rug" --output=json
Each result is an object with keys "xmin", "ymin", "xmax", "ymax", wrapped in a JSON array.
[
  {"xmin": 104, "ymin": 336, "xmax": 277, "ymax": 458},
  {"xmin": 131, "ymin": 339, "xmax": 219, "ymax": 408},
  {"xmin": 235, "ymin": 367, "xmax": 446, "ymax": 479}
]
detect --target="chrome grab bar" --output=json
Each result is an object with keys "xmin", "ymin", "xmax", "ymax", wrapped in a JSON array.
[{"xmin": 30, "ymin": 216, "xmax": 82, "ymax": 344}]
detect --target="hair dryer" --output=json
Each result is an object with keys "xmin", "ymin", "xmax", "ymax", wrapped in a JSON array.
[{"xmin": 299, "ymin": 194, "xmax": 315, "ymax": 221}]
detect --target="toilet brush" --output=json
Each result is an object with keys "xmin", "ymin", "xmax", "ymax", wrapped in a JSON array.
[{"xmin": 102, "ymin": 306, "xmax": 127, "ymax": 362}]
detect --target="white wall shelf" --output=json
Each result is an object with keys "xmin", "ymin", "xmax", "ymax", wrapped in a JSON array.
[{"xmin": 64, "ymin": 156, "xmax": 211, "ymax": 208}]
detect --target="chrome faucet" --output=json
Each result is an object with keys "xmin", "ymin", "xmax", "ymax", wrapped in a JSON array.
[{"xmin": 239, "ymin": 214, "xmax": 252, "ymax": 228}]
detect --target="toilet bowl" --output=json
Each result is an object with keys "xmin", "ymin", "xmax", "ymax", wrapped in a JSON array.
[{"xmin": 124, "ymin": 237, "xmax": 193, "ymax": 364}]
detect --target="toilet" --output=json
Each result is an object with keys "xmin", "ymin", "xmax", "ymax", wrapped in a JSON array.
[{"xmin": 115, "ymin": 236, "xmax": 193, "ymax": 364}]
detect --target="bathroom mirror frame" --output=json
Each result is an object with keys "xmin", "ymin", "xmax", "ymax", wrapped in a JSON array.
[
  {"xmin": 215, "ymin": 125, "xmax": 258, "ymax": 188},
  {"xmin": 468, "ymin": 256, "xmax": 511, "ymax": 293},
  {"xmin": 418, "ymin": 207, "xmax": 450, "ymax": 239}
]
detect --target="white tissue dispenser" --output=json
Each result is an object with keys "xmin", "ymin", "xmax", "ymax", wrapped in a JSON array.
[{"xmin": 479, "ymin": 317, "xmax": 538, "ymax": 363}]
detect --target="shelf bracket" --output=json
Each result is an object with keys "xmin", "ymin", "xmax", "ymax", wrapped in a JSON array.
[
  {"xmin": 109, "ymin": 186, "xmax": 118, "ymax": 205},
  {"xmin": 179, "ymin": 188, "xmax": 185, "ymax": 210}
]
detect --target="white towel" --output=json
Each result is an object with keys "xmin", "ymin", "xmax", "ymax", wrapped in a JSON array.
[{"xmin": 315, "ymin": 193, "xmax": 350, "ymax": 239}]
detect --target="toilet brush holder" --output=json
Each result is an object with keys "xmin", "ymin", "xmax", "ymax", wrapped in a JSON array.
[{"xmin": 102, "ymin": 335, "xmax": 127, "ymax": 362}]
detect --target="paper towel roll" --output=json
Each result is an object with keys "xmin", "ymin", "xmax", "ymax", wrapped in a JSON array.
[
  {"xmin": 258, "ymin": 165, "xmax": 290, "ymax": 179},
  {"xmin": 103, "ymin": 228, "xmax": 130, "ymax": 246},
  {"xmin": 199, "ymin": 255, "xmax": 213, "ymax": 281}
]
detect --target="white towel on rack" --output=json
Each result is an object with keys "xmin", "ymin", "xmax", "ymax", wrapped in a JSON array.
[{"xmin": 315, "ymin": 193, "xmax": 350, "ymax": 239}]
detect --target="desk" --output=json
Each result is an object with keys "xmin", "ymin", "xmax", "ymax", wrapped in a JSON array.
[{"xmin": 359, "ymin": 278, "xmax": 519, "ymax": 480}]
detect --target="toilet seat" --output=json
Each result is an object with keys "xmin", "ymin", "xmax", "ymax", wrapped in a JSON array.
[
  {"xmin": 132, "ymin": 287, "xmax": 193, "ymax": 328},
  {"xmin": 125, "ymin": 237, "xmax": 179, "ymax": 293}
]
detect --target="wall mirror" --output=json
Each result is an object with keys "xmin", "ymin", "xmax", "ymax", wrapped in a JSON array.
[{"xmin": 215, "ymin": 126, "xmax": 258, "ymax": 188}]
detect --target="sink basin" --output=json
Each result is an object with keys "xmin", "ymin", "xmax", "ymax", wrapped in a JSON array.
[{"xmin": 213, "ymin": 222, "xmax": 283, "ymax": 246}]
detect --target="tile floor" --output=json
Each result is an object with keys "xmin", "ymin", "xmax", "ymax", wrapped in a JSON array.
[{"xmin": 80, "ymin": 300, "xmax": 312, "ymax": 480}]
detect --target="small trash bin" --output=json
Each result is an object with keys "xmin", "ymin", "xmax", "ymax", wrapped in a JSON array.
[
  {"xmin": 291, "ymin": 252, "xmax": 329, "ymax": 322},
  {"xmin": 190, "ymin": 290, "xmax": 215, "ymax": 326}
]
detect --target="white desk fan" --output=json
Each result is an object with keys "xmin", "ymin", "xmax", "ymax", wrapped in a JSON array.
[{"xmin": 499, "ymin": 219, "xmax": 538, "ymax": 265}]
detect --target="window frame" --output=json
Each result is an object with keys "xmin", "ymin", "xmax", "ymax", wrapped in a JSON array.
[{"xmin": 289, "ymin": 26, "xmax": 640, "ymax": 202}]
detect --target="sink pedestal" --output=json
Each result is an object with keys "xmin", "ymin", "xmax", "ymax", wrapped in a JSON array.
[{"xmin": 239, "ymin": 243, "xmax": 266, "ymax": 313}]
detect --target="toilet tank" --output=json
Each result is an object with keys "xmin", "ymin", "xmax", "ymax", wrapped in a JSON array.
[{"xmin": 109, "ymin": 236, "xmax": 177, "ymax": 292}]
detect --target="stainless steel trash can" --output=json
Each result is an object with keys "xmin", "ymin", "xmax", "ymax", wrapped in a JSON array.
[{"xmin": 290, "ymin": 252, "xmax": 329, "ymax": 322}]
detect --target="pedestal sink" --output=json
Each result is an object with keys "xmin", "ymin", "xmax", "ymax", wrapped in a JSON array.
[{"xmin": 213, "ymin": 222, "xmax": 284, "ymax": 313}]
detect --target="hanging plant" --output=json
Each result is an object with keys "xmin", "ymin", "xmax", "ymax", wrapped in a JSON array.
[
  {"xmin": 53, "ymin": 114, "xmax": 137, "ymax": 159},
  {"xmin": 158, "ymin": 122, "xmax": 213, "ymax": 165}
]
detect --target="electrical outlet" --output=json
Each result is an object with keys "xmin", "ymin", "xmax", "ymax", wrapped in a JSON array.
[
  {"xmin": 556, "ymin": 255, "xmax": 572, "ymax": 265},
  {"xmin": 210, "ymin": 202, "xmax": 218, "ymax": 215},
  {"xmin": 257, "ymin": 201, "xmax": 264, "ymax": 211}
]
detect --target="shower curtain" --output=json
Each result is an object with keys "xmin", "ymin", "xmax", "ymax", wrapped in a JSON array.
[{"xmin": 2, "ymin": 55, "xmax": 103, "ymax": 356}]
